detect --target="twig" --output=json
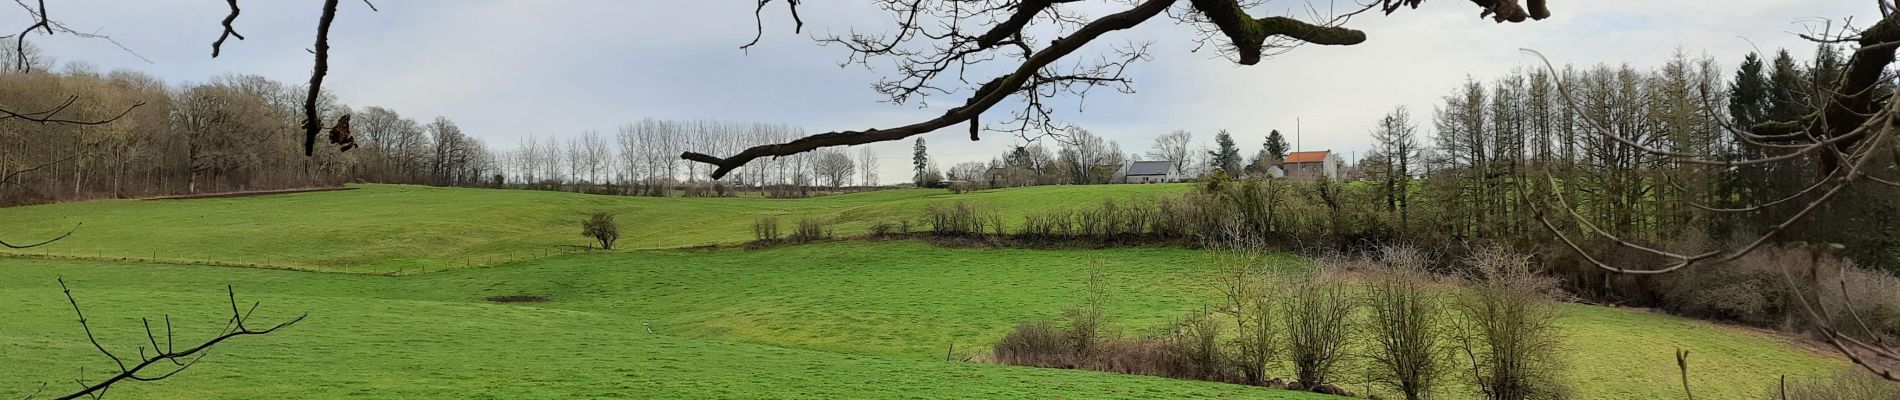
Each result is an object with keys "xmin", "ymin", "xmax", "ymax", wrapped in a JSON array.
[
  {"xmin": 40, "ymin": 278, "xmax": 305, "ymax": 400},
  {"xmin": 211, "ymin": 0, "xmax": 243, "ymax": 57}
]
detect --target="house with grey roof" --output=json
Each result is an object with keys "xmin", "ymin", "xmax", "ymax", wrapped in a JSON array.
[{"xmin": 1120, "ymin": 160, "xmax": 1180, "ymax": 183}]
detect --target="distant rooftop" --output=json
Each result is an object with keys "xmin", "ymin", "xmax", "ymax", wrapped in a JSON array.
[
  {"xmin": 1286, "ymin": 151, "xmax": 1331, "ymax": 164},
  {"xmin": 1126, "ymin": 160, "xmax": 1173, "ymax": 176}
]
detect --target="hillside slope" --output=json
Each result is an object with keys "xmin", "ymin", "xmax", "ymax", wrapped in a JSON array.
[
  {"xmin": 0, "ymin": 242, "xmax": 1844, "ymax": 399},
  {"xmin": 0, "ymin": 184, "xmax": 1192, "ymax": 273}
]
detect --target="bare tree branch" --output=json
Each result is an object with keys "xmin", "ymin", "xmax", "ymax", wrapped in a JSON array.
[
  {"xmin": 687, "ymin": 0, "xmax": 1556, "ymax": 178},
  {"xmin": 13, "ymin": 0, "xmax": 48, "ymax": 72},
  {"xmin": 33, "ymin": 279, "xmax": 305, "ymax": 400},
  {"xmin": 685, "ymin": 0, "xmax": 1177, "ymax": 179},
  {"xmin": 6, "ymin": 0, "xmax": 150, "ymax": 66},
  {"xmin": 0, "ymin": 96, "xmax": 143, "ymax": 126},
  {"xmin": 0, "ymin": 222, "xmax": 76, "ymax": 249},
  {"xmin": 211, "ymin": 0, "xmax": 243, "ymax": 57},
  {"xmin": 741, "ymin": 0, "xmax": 803, "ymax": 51},
  {"xmin": 301, "ymin": 0, "xmax": 340, "ymax": 157}
]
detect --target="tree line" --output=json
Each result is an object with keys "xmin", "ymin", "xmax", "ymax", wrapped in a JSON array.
[{"xmin": 0, "ymin": 50, "xmax": 887, "ymax": 205}]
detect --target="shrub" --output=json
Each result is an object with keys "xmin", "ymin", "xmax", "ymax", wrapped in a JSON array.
[
  {"xmin": 789, "ymin": 217, "xmax": 831, "ymax": 243},
  {"xmin": 1165, "ymin": 306, "xmax": 1227, "ymax": 381},
  {"xmin": 1654, "ymin": 244, "xmax": 1900, "ymax": 340},
  {"xmin": 927, "ymin": 201, "xmax": 991, "ymax": 237},
  {"xmin": 1365, "ymin": 245, "xmax": 1448, "ymax": 400},
  {"xmin": 1282, "ymin": 268, "xmax": 1354, "ymax": 390},
  {"xmin": 867, "ymin": 221, "xmax": 899, "ymax": 237},
  {"xmin": 993, "ymin": 320, "xmax": 1073, "ymax": 368},
  {"xmin": 1456, "ymin": 246, "xmax": 1567, "ymax": 400},
  {"xmin": 752, "ymin": 216, "xmax": 781, "ymax": 242},
  {"xmin": 1208, "ymin": 236, "xmax": 1278, "ymax": 386},
  {"xmin": 580, "ymin": 211, "xmax": 619, "ymax": 250},
  {"xmin": 1064, "ymin": 269, "xmax": 1110, "ymax": 358},
  {"xmin": 1778, "ymin": 370, "xmax": 1900, "ymax": 400},
  {"xmin": 1152, "ymin": 196, "xmax": 1192, "ymax": 239}
]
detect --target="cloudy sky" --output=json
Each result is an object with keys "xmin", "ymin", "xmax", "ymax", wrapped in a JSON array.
[{"xmin": 17, "ymin": 1, "xmax": 1876, "ymax": 182}]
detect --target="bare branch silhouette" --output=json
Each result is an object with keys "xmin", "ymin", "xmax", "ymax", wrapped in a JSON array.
[
  {"xmin": 211, "ymin": 0, "xmax": 243, "ymax": 57},
  {"xmin": 684, "ymin": 0, "xmax": 1556, "ymax": 179},
  {"xmin": 28, "ymin": 279, "xmax": 305, "ymax": 400}
]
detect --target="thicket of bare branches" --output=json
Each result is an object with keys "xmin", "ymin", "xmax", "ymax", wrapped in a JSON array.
[
  {"xmin": 1455, "ymin": 246, "xmax": 1567, "ymax": 400},
  {"xmin": 1364, "ymin": 245, "xmax": 1450, "ymax": 400}
]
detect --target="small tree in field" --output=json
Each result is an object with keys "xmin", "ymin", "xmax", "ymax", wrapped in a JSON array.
[{"xmin": 582, "ymin": 211, "xmax": 619, "ymax": 250}]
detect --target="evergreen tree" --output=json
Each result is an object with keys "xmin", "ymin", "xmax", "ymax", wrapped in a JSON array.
[
  {"xmin": 912, "ymin": 138, "xmax": 930, "ymax": 186},
  {"xmin": 1765, "ymin": 49, "xmax": 1809, "ymax": 123},
  {"xmin": 1208, "ymin": 130, "xmax": 1243, "ymax": 174},
  {"xmin": 1727, "ymin": 52, "xmax": 1769, "ymax": 128},
  {"xmin": 1264, "ymin": 129, "xmax": 1290, "ymax": 160}
]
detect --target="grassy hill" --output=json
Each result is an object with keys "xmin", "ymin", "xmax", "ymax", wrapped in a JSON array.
[
  {"xmin": 0, "ymin": 185, "xmax": 1850, "ymax": 399},
  {"xmin": 0, "ymin": 184, "xmax": 1193, "ymax": 273}
]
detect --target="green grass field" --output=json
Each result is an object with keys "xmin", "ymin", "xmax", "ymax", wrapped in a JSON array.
[
  {"xmin": 0, "ymin": 184, "xmax": 1193, "ymax": 273},
  {"xmin": 0, "ymin": 185, "xmax": 1849, "ymax": 399}
]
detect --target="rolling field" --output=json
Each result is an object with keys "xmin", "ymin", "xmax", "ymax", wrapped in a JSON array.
[
  {"xmin": 0, "ymin": 185, "xmax": 1850, "ymax": 399},
  {"xmin": 0, "ymin": 184, "xmax": 1192, "ymax": 274}
]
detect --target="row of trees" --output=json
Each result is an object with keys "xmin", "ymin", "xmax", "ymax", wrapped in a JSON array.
[
  {"xmin": 0, "ymin": 61, "xmax": 879, "ymax": 205},
  {"xmin": 0, "ymin": 57, "xmax": 364, "ymax": 205},
  {"xmin": 937, "ymin": 125, "xmax": 1302, "ymax": 190},
  {"xmin": 493, "ymin": 119, "xmax": 892, "ymax": 196},
  {"xmin": 1362, "ymin": 44, "xmax": 1898, "ymax": 268}
]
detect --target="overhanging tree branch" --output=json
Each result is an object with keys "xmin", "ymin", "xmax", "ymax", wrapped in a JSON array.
[
  {"xmin": 211, "ymin": 0, "xmax": 243, "ymax": 57},
  {"xmin": 31, "ymin": 279, "xmax": 305, "ymax": 400},
  {"xmin": 684, "ymin": 0, "xmax": 1177, "ymax": 179},
  {"xmin": 685, "ymin": 0, "xmax": 1557, "ymax": 179}
]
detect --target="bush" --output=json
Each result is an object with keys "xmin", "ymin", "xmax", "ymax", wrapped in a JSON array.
[
  {"xmin": 1777, "ymin": 370, "xmax": 1900, "ymax": 400},
  {"xmin": 866, "ymin": 220, "xmax": 900, "ymax": 238},
  {"xmin": 1167, "ymin": 306, "xmax": 1229, "ymax": 382},
  {"xmin": 789, "ymin": 217, "xmax": 832, "ymax": 243},
  {"xmin": 1210, "ymin": 237, "xmax": 1278, "ymax": 386},
  {"xmin": 1282, "ymin": 268, "xmax": 1354, "ymax": 390},
  {"xmin": 752, "ymin": 216, "xmax": 781, "ymax": 242},
  {"xmin": 1455, "ymin": 246, "xmax": 1567, "ymax": 400},
  {"xmin": 580, "ymin": 211, "xmax": 619, "ymax": 250},
  {"xmin": 1652, "ymin": 244, "xmax": 1900, "ymax": 341},
  {"xmin": 1365, "ymin": 245, "xmax": 1449, "ymax": 400},
  {"xmin": 993, "ymin": 320, "xmax": 1073, "ymax": 368},
  {"xmin": 927, "ymin": 201, "xmax": 991, "ymax": 237},
  {"xmin": 1064, "ymin": 270, "xmax": 1110, "ymax": 358}
]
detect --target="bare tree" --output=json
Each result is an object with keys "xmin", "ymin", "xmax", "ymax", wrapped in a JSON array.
[
  {"xmin": 812, "ymin": 148, "xmax": 855, "ymax": 188},
  {"xmin": 1148, "ymin": 130, "xmax": 1193, "ymax": 176},
  {"xmin": 1517, "ymin": 3, "xmax": 1900, "ymax": 382},
  {"xmin": 576, "ymin": 130, "xmax": 609, "ymax": 184},
  {"xmin": 857, "ymin": 146, "xmax": 880, "ymax": 187}
]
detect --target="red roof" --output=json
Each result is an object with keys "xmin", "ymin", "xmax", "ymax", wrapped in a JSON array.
[{"xmin": 1285, "ymin": 151, "xmax": 1330, "ymax": 164}]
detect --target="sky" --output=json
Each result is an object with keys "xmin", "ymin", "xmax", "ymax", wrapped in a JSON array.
[{"xmin": 15, "ymin": 1, "xmax": 1878, "ymax": 183}]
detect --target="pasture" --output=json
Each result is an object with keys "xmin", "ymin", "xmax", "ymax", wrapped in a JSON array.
[{"xmin": 0, "ymin": 185, "xmax": 1845, "ymax": 399}]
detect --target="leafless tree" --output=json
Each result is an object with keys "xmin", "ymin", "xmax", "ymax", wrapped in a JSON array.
[
  {"xmin": 1148, "ymin": 129, "xmax": 1194, "ymax": 176},
  {"xmin": 1521, "ymin": 2, "xmax": 1900, "ymax": 382},
  {"xmin": 857, "ymin": 146, "xmax": 881, "ymax": 187},
  {"xmin": 576, "ymin": 130, "xmax": 609, "ymax": 184},
  {"xmin": 812, "ymin": 148, "xmax": 855, "ymax": 188}
]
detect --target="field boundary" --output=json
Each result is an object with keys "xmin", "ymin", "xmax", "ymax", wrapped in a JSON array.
[{"xmin": 141, "ymin": 186, "xmax": 355, "ymax": 200}]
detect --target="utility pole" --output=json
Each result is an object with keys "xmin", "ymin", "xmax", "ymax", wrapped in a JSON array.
[{"xmin": 1296, "ymin": 117, "xmax": 1302, "ymax": 152}]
